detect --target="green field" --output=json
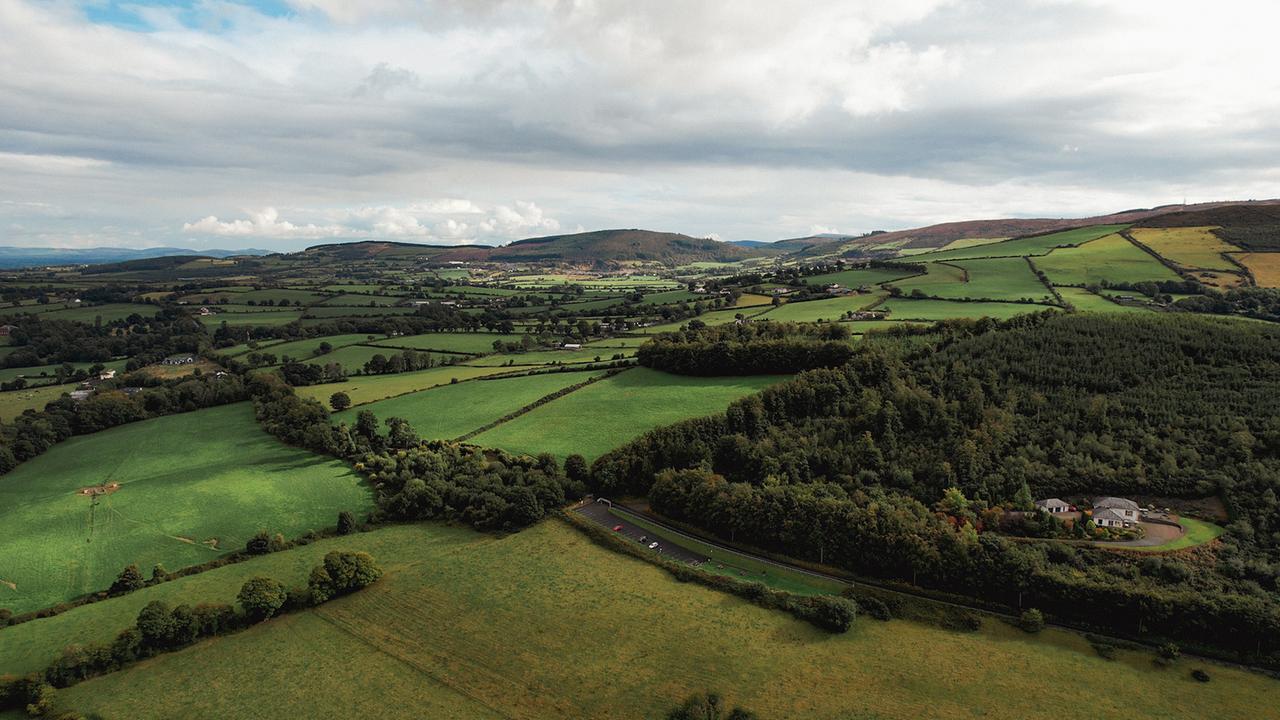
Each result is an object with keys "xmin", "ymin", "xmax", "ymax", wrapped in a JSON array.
[
  {"xmin": 0, "ymin": 383, "xmax": 75, "ymax": 421},
  {"xmin": 894, "ymin": 258, "xmax": 1055, "ymax": 302},
  {"xmin": 305, "ymin": 305, "xmax": 416, "ymax": 318},
  {"xmin": 637, "ymin": 307, "xmax": 772, "ymax": 334},
  {"xmin": 199, "ymin": 310, "xmax": 304, "ymax": 327},
  {"xmin": 471, "ymin": 367, "xmax": 786, "ymax": 460},
  {"xmin": 7, "ymin": 302, "xmax": 161, "ymax": 324},
  {"xmin": 800, "ymin": 266, "xmax": 921, "ymax": 288},
  {"xmin": 758, "ymin": 293, "xmax": 884, "ymax": 323},
  {"xmin": 878, "ymin": 298, "xmax": 1054, "ymax": 321},
  {"xmin": 0, "ymin": 403, "xmax": 372, "ymax": 615},
  {"xmin": 0, "ymin": 358, "xmax": 129, "ymax": 387},
  {"xmin": 316, "ymin": 293, "xmax": 405, "ymax": 307},
  {"xmin": 295, "ymin": 365, "xmax": 517, "ymax": 407},
  {"xmin": 909, "ymin": 225, "xmax": 1130, "ymax": 262},
  {"xmin": 235, "ymin": 334, "xmax": 380, "ymax": 361},
  {"xmin": 368, "ymin": 332, "xmax": 522, "ymax": 354},
  {"xmin": 1130, "ymin": 227, "xmax": 1241, "ymax": 271},
  {"xmin": 333, "ymin": 369, "xmax": 609, "ymax": 439},
  {"xmin": 1032, "ymin": 234, "xmax": 1181, "ymax": 286},
  {"xmin": 1056, "ymin": 287, "xmax": 1151, "ymax": 313},
  {"xmin": 178, "ymin": 289, "xmax": 329, "ymax": 305},
  {"xmin": 465, "ymin": 348, "xmax": 633, "ymax": 366},
  {"xmin": 38, "ymin": 521, "xmax": 1280, "ymax": 720}
]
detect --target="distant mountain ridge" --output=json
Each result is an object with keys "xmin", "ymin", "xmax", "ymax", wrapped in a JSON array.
[
  {"xmin": 0, "ymin": 245, "xmax": 271, "ymax": 269},
  {"xmin": 305, "ymin": 229, "xmax": 761, "ymax": 265}
]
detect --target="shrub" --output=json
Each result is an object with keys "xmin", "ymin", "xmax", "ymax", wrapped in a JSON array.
[
  {"xmin": 855, "ymin": 595, "xmax": 892, "ymax": 621},
  {"xmin": 1019, "ymin": 608, "xmax": 1045, "ymax": 633},
  {"xmin": 793, "ymin": 595, "xmax": 856, "ymax": 633},
  {"xmin": 307, "ymin": 551, "xmax": 382, "ymax": 603},
  {"xmin": 108, "ymin": 565, "xmax": 145, "ymax": 595},
  {"xmin": 1191, "ymin": 668, "xmax": 1211, "ymax": 682},
  {"xmin": 336, "ymin": 510, "xmax": 356, "ymax": 535},
  {"xmin": 237, "ymin": 576, "xmax": 287, "ymax": 621},
  {"xmin": 1156, "ymin": 642, "xmax": 1181, "ymax": 667},
  {"xmin": 666, "ymin": 691, "xmax": 759, "ymax": 720},
  {"xmin": 1091, "ymin": 642, "xmax": 1117, "ymax": 660},
  {"xmin": 135, "ymin": 601, "xmax": 174, "ymax": 648},
  {"xmin": 940, "ymin": 609, "xmax": 982, "ymax": 632}
]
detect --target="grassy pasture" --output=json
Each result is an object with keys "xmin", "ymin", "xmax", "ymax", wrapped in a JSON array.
[
  {"xmin": 909, "ymin": 225, "xmax": 1130, "ymax": 262},
  {"xmin": 759, "ymin": 293, "xmax": 885, "ymax": 323},
  {"xmin": 368, "ymin": 332, "xmax": 521, "ymax": 354},
  {"xmin": 465, "ymin": 349, "xmax": 633, "ymax": 366},
  {"xmin": 45, "ymin": 521, "xmax": 1280, "ymax": 720},
  {"xmin": 636, "ymin": 307, "xmax": 769, "ymax": 334},
  {"xmin": 472, "ymin": 368, "xmax": 786, "ymax": 460},
  {"xmin": 1234, "ymin": 252, "xmax": 1280, "ymax": 287},
  {"xmin": 304, "ymin": 305, "xmax": 416, "ymax": 318},
  {"xmin": 1032, "ymin": 234, "xmax": 1182, "ymax": 286},
  {"xmin": 582, "ymin": 336, "xmax": 650, "ymax": 348},
  {"xmin": 879, "ymin": 298, "xmax": 1054, "ymax": 321},
  {"xmin": 0, "ymin": 383, "xmax": 74, "ymax": 421},
  {"xmin": 1056, "ymin": 287, "xmax": 1151, "ymax": 313},
  {"xmin": 235, "ymin": 334, "xmax": 377, "ymax": 361},
  {"xmin": 0, "ymin": 359, "xmax": 130, "ymax": 387},
  {"xmin": 10, "ymin": 303, "xmax": 161, "ymax": 324},
  {"xmin": 1129, "ymin": 227, "xmax": 1241, "ymax": 271},
  {"xmin": 800, "ymin": 266, "xmax": 920, "ymax": 288},
  {"xmin": 295, "ymin": 365, "xmax": 516, "ymax": 407},
  {"xmin": 909, "ymin": 257, "xmax": 1056, "ymax": 302},
  {"xmin": 0, "ymin": 403, "xmax": 372, "ymax": 615},
  {"xmin": 177, "ymin": 289, "xmax": 328, "ymax": 306},
  {"xmin": 316, "ymin": 293, "xmax": 405, "ymax": 307},
  {"xmin": 333, "ymin": 369, "xmax": 609, "ymax": 439},
  {"xmin": 887, "ymin": 262, "xmax": 967, "ymax": 294},
  {"xmin": 199, "ymin": 310, "xmax": 303, "ymax": 328}
]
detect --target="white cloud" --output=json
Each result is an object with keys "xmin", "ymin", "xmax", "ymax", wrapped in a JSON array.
[{"xmin": 182, "ymin": 200, "xmax": 560, "ymax": 244}]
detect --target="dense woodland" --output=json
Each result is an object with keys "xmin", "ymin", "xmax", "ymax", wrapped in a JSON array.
[
  {"xmin": 592, "ymin": 313, "xmax": 1280, "ymax": 662},
  {"xmin": 637, "ymin": 321, "xmax": 855, "ymax": 375},
  {"xmin": 1, "ymin": 313, "xmax": 204, "ymax": 368}
]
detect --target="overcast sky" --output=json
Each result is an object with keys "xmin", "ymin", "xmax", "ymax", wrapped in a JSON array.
[{"xmin": 2, "ymin": 0, "xmax": 1278, "ymax": 250}]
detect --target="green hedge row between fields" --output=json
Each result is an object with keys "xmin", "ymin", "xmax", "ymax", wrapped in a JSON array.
[{"xmin": 0, "ymin": 551, "xmax": 382, "ymax": 719}]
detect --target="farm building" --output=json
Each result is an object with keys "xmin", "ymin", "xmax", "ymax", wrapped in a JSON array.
[
  {"xmin": 562, "ymin": 343, "xmax": 582, "ymax": 350},
  {"xmin": 98, "ymin": 369, "xmax": 116, "ymax": 380},
  {"xmin": 198, "ymin": 306, "xmax": 214, "ymax": 316},
  {"xmin": 1093, "ymin": 497, "xmax": 1140, "ymax": 523},
  {"xmin": 1034, "ymin": 498, "xmax": 1071, "ymax": 514},
  {"xmin": 0, "ymin": 324, "xmax": 16, "ymax": 336},
  {"xmin": 162, "ymin": 354, "xmax": 196, "ymax": 365},
  {"xmin": 69, "ymin": 389, "xmax": 93, "ymax": 402}
]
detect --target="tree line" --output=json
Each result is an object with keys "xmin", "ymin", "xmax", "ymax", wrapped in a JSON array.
[{"xmin": 636, "ymin": 321, "xmax": 854, "ymax": 375}]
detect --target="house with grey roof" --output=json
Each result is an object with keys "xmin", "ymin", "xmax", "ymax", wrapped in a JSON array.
[
  {"xmin": 1093, "ymin": 497, "xmax": 1140, "ymax": 524},
  {"xmin": 1034, "ymin": 498, "xmax": 1071, "ymax": 514},
  {"xmin": 1092, "ymin": 508, "xmax": 1130, "ymax": 528}
]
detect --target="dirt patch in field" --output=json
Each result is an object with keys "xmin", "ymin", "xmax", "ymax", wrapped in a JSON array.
[
  {"xmin": 0, "ymin": 579, "xmax": 16, "ymax": 591},
  {"xmin": 78, "ymin": 482, "xmax": 121, "ymax": 497}
]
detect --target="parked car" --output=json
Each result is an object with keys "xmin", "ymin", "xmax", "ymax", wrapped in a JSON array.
[
  {"xmin": 648, "ymin": 542, "xmax": 660, "ymax": 550},
  {"xmin": 612, "ymin": 525, "xmax": 623, "ymax": 532},
  {"xmin": 638, "ymin": 535, "xmax": 647, "ymax": 543}
]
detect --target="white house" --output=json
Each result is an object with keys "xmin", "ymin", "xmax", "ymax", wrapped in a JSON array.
[
  {"xmin": 1093, "ymin": 497, "xmax": 1140, "ymax": 523},
  {"xmin": 562, "ymin": 343, "xmax": 582, "ymax": 350},
  {"xmin": 98, "ymin": 369, "xmax": 116, "ymax": 380},
  {"xmin": 1092, "ymin": 508, "xmax": 1129, "ymax": 528},
  {"xmin": 1034, "ymin": 498, "xmax": 1071, "ymax": 514}
]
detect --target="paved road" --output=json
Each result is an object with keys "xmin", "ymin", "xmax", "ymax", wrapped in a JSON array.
[{"xmin": 575, "ymin": 501, "xmax": 710, "ymax": 566}]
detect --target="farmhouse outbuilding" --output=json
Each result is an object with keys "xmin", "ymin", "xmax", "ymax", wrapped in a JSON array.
[
  {"xmin": 1034, "ymin": 498, "xmax": 1071, "ymax": 514},
  {"xmin": 1093, "ymin": 497, "xmax": 1140, "ymax": 523},
  {"xmin": 0, "ymin": 324, "xmax": 16, "ymax": 336}
]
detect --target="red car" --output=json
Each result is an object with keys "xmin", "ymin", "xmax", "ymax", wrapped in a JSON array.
[{"xmin": 612, "ymin": 525, "xmax": 624, "ymax": 532}]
